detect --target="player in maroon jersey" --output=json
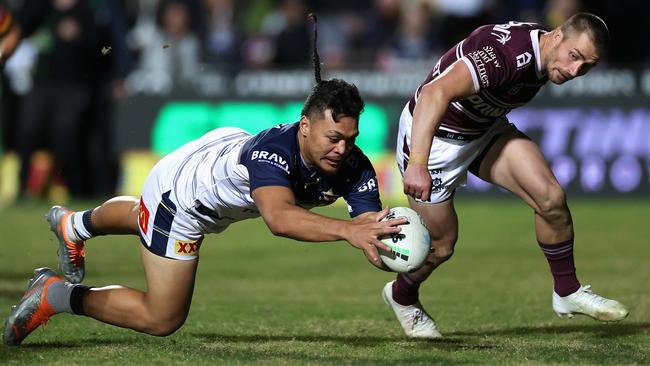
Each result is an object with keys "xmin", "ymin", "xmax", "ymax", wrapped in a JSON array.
[
  {"xmin": 383, "ymin": 13, "xmax": 629, "ymax": 338},
  {"xmin": 0, "ymin": 4, "xmax": 21, "ymax": 67}
]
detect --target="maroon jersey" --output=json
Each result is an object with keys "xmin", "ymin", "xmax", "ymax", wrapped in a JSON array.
[{"xmin": 408, "ymin": 21, "xmax": 548, "ymax": 137}]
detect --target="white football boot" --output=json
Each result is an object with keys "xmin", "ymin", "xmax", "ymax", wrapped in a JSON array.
[
  {"xmin": 552, "ymin": 285, "xmax": 629, "ymax": 321},
  {"xmin": 382, "ymin": 281, "xmax": 442, "ymax": 338}
]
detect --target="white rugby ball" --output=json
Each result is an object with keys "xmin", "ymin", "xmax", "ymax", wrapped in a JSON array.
[{"xmin": 379, "ymin": 207, "xmax": 430, "ymax": 273}]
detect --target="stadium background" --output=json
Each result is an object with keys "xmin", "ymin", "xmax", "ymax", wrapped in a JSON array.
[
  {"xmin": 0, "ymin": 0, "xmax": 648, "ymax": 203},
  {"xmin": 0, "ymin": 2, "xmax": 648, "ymax": 363}
]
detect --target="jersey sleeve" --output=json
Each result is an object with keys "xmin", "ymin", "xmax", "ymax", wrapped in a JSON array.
[
  {"xmin": 240, "ymin": 144, "xmax": 293, "ymax": 192},
  {"xmin": 343, "ymin": 154, "xmax": 382, "ymax": 217},
  {"xmin": 461, "ymin": 42, "xmax": 517, "ymax": 92}
]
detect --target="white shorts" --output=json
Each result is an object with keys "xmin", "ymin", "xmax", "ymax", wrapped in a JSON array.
[
  {"xmin": 137, "ymin": 127, "xmax": 251, "ymax": 260},
  {"xmin": 396, "ymin": 104, "xmax": 515, "ymax": 203}
]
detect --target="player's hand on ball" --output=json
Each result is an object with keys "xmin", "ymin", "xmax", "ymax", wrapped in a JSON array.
[
  {"xmin": 345, "ymin": 207, "xmax": 407, "ymax": 269},
  {"xmin": 378, "ymin": 207, "xmax": 431, "ymax": 273}
]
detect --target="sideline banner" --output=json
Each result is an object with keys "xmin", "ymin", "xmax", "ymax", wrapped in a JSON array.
[{"xmin": 115, "ymin": 98, "xmax": 650, "ymax": 197}]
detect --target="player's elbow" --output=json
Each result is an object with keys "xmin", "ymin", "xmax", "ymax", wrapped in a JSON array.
[
  {"xmin": 264, "ymin": 215, "xmax": 292, "ymax": 238},
  {"xmin": 420, "ymin": 82, "xmax": 453, "ymax": 105}
]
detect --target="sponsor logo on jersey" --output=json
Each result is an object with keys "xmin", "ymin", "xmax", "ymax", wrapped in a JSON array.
[
  {"xmin": 175, "ymin": 238, "xmax": 203, "ymax": 256},
  {"xmin": 250, "ymin": 150, "xmax": 290, "ymax": 173},
  {"xmin": 468, "ymin": 46, "xmax": 501, "ymax": 88},
  {"xmin": 139, "ymin": 197, "xmax": 149, "ymax": 234},
  {"xmin": 357, "ymin": 177, "xmax": 377, "ymax": 192},
  {"xmin": 490, "ymin": 21, "xmax": 536, "ymax": 45},
  {"xmin": 482, "ymin": 46, "xmax": 501, "ymax": 68},
  {"xmin": 491, "ymin": 24, "xmax": 512, "ymax": 45},
  {"xmin": 432, "ymin": 178, "xmax": 443, "ymax": 189},
  {"xmin": 516, "ymin": 52, "xmax": 532, "ymax": 68},
  {"xmin": 469, "ymin": 51, "xmax": 490, "ymax": 88},
  {"xmin": 465, "ymin": 95, "xmax": 511, "ymax": 117}
]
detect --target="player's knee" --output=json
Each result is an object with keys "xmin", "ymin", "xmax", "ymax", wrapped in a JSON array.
[
  {"xmin": 536, "ymin": 182, "xmax": 569, "ymax": 221},
  {"xmin": 429, "ymin": 236, "xmax": 457, "ymax": 262},
  {"xmin": 141, "ymin": 312, "xmax": 188, "ymax": 336}
]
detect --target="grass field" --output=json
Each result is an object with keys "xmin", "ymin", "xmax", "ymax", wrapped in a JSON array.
[{"xmin": 0, "ymin": 198, "xmax": 648, "ymax": 365}]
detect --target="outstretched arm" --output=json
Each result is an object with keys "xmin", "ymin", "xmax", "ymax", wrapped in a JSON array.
[
  {"xmin": 252, "ymin": 185, "xmax": 406, "ymax": 269},
  {"xmin": 405, "ymin": 60, "xmax": 477, "ymax": 201}
]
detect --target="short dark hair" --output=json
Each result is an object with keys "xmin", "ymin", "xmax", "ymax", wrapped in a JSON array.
[
  {"xmin": 561, "ymin": 12, "xmax": 609, "ymax": 55},
  {"xmin": 301, "ymin": 13, "xmax": 364, "ymax": 121},
  {"xmin": 301, "ymin": 79, "xmax": 365, "ymax": 121}
]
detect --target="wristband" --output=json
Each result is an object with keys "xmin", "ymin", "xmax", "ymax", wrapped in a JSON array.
[{"xmin": 408, "ymin": 152, "xmax": 428, "ymax": 166}]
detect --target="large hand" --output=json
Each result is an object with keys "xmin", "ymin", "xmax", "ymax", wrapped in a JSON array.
[
  {"xmin": 345, "ymin": 207, "xmax": 408, "ymax": 270},
  {"xmin": 403, "ymin": 164, "xmax": 432, "ymax": 202}
]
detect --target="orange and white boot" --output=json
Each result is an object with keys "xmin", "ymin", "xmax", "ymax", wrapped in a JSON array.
[{"xmin": 3, "ymin": 268, "xmax": 62, "ymax": 345}]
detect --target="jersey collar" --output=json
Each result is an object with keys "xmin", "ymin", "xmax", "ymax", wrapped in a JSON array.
[{"xmin": 530, "ymin": 29, "xmax": 545, "ymax": 79}]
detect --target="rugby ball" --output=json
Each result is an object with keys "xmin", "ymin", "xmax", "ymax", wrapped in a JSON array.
[{"xmin": 379, "ymin": 207, "xmax": 430, "ymax": 273}]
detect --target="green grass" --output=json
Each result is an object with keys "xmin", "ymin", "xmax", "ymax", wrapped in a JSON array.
[{"xmin": 1, "ymin": 198, "xmax": 649, "ymax": 365}]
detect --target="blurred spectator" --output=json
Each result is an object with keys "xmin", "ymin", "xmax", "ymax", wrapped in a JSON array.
[
  {"xmin": 433, "ymin": 0, "xmax": 495, "ymax": 49},
  {"xmin": 127, "ymin": 0, "xmax": 200, "ymax": 94},
  {"xmin": 364, "ymin": 0, "xmax": 402, "ymax": 65},
  {"xmin": 376, "ymin": 1, "xmax": 438, "ymax": 70},
  {"xmin": 0, "ymin": 3, "xmax": 22, "ymax": 68},
  {"xmin": 1, "ymin": 1, "xmax": 25, "ymax": 155},
  {"xmin": 545, "ymin": 0, "xmax": 580, "ymax": 28},
  {"xmin": 16, "ymin": 0, "xmax": 98, "ymax": 198},
  {"xmin": 200, "ymin": 0, "xmax": 242, "ymax": 70},
  {"xmin": 261, "ymin": 0, "xmax": 310, "ymax": 68},
  {"xmin": 85, "ymin": 0, "xmax": 133, "ymax": 197},
  {"xmin": 493, "ymin": 0, "xmax": 545, "ymax": 23}
]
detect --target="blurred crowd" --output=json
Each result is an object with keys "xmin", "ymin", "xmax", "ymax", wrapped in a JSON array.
[
  {"xmin": 4, "ymin": 0, "xmax": 649, "ymax": 94},
  {"xmin": 0, "ymin": 0, "xmax": 647, "ymax": 201}
]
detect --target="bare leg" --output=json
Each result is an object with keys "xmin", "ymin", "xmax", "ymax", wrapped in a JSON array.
[
  {"xmin": 89, "ymin": 196, "xmax": 141, "ymax": 235},
  {"xmin": 468, "ymin": 129, "xmax": 629, "ymax": 321},
  {"xmin": 406, "ymin": 196, "xmax": 458, "ymax": 282},
  {"xmin": 381, "ymin": 194, "xmax": 457, "ymax": 338},
  {"xmin": 474, "ymin": 129, "xmax": 578, "ymax": 296},
  {"xmin": 474, "ymin": 130, "xmax": 573, "ymax": 245},
  {"xmin": 82, "ymin": 246, "xmax": 198, "ymax": 335},
  {"xmin": 388, "ymin": 196, "xmax": 458, "ymax": 306}
]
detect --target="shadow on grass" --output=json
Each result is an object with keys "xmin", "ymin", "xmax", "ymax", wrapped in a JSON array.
[
  {"xmin": 2, "ymin": 339, "xmax": 133, "ymax": 350},
  {"xmin": 187, "ymin": 333, "xmax": 494, "ymax": 364},
  {"xmin": 449, "ymin": 321, "xmax": 650, "ymax": 338},
  {"xmin": 1, "ymin": 335, "xmax": 481, "ymax": 365},
  {"xmin": 191, "ymin": 332, "xmax": 496, "ymax": 350}
]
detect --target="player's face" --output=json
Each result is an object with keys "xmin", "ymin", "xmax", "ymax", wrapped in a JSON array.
[
  {"xmin": 299, "ymin": 109, "xmax": 359, "ymax": 175},
  {"xmin": 546, "ymin": 31, "xmax": 599, "ymax": 84}
]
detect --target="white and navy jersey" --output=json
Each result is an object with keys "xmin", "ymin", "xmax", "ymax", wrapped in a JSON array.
[
  {"xmin": 408, "ymin": 21, "xmax": 548, "ymax": 137},
  {"xmin": 157, "ymin": 123, "xmax": 381, "ymax": 234},
  {"xmin": 239, "ymin": 123, "xmax": 381, "ymax": 216}
]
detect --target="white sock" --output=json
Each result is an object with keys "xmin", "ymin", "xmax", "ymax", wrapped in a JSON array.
[
  {"xmin": 71, "ymin": 210, "xmax": 93, "ymax": 240},
  {"xmin": 64, "ymin": 213, "xmax": 82, "ymax": 242}
]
